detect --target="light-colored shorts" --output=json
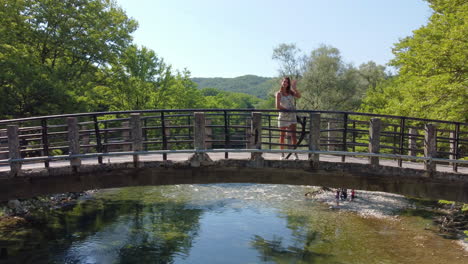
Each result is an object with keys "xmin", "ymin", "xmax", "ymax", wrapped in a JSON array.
[{"xmin": 278, "ymin": 112, "xmax": 297, "ymax": 128}]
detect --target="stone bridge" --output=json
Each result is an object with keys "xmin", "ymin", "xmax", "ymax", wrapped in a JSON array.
[{"xmin": 0, "ymin": 109, "xmax": 467, "ymax": 202}]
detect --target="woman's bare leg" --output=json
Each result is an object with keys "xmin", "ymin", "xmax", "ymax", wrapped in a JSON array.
[
  {"xmin": 289, "ymin": 124, "xmax": 298, "ymax": 159},
  {"xmin": 289, "ymin": 124, "xmax": 297, "ymax": 145},
  {"xmin": 279, "ymin": 127, "xmax": 288, "ymax": 159},
  {"xmin": 279, "ymin": 127, "xmax": 287, "ymax": 150}
]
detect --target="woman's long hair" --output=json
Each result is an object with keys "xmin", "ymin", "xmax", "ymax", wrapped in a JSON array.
[{"xmin": 282, "ymin": 77, "xmax": 292, "ymax": 95}]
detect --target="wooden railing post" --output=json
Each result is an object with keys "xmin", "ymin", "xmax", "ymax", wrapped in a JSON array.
[
  {"xmin": 205, "ymin": 119, "xmax": 212, "ymax": 149},
  {"xmin": 7, "ymin": 125, "xmax": 21, "ymax": 176},
  {"xmin": 309, "ymin": 113, "xmax": 321, "ymax": 164},
  {"xmin": 190, "ymin": 112, "xmax": 212, "ymax": 166},
  {"xmin": 130, "ymin": 113, "xmax": 142, "ymax": 167},
  {"xmin": 408, "ymin": 128, "xmax": 418, "ymax": 158},
  {"xmin": 369, "ymin": 118, "xmax": 381, "ymax": 166},
  {"xmin": 194, "ymin": 112, "xmax": 206, "ymax": 150},
  {"xmin": 67, "ymin": 117, "xmax": 81, "ymax": 171},
  {"xmin": 424, "ymin": 123, "xmax": 437, "ymax": 172},
  {"xmin": 122, "ymin": 121, "xmax": 131, "ymax": 152},
  {"xmin": 249, "ymin": 112, "xmax": 262, "ymax": 160}
]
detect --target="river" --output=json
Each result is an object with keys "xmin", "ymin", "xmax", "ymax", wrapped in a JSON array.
[{"xmin": 1, "ymin": 184, "xmax": 467, "ymax": 263}]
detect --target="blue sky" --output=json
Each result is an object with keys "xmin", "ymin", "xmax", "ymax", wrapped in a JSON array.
[{"xmin": 115, "ymin": 0, "xmax": 432, "ymax": 78}]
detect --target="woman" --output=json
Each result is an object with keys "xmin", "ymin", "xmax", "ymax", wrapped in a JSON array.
[{"xmin": 276, "ymin": 77, "xmax": 301, "ymax": 160}]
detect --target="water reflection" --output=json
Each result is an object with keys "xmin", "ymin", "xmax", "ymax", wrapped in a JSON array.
[
  {"xmin": 251, "ymin": 233, "xmax": 334, "ymax": 264},
  {"xmin": 0, "ymin": 184, "xmax": 467, "ymax": 264},
  {"xmin": 48, "ymin": 188, "xmax": 203, "ymax": 264},
  {"xmin": 250, "ymin": 209, "xmax": 335, "ymax": 263}
]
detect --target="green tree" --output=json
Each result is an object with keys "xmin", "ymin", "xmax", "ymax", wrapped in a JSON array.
[
  {"xmin": 156, "ymin": 69, "xmax": 205, "ymax": 109},
  {"xmin": 104, "ymin": 45, "xmax": 172, "ymax": 110},
  {"xmin": 357, "ymin": 61, "xmax": 388, "ymax": 90},
  {"xmin": 360, "ymin": 0, "xmax": 467, "ymax": 122},
  {"xmin": 0, "ymin": 0, "xmax": 137, "ymax": 117},
  {"xmin": 272, "ymin": 43, "xmax": 307, "ymax": 78},
  {"xmin": 299, "ymin": 45, "xmax": 364, "ymax": 111}
]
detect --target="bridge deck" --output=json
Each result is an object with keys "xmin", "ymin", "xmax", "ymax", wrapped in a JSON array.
[
  {"xmin": 1, "ymin": 152, "xmax": 466, "ymax": 174},
  {"xmin": 1, "ymin": 110, "xmax": 467, "ymax": 202}
]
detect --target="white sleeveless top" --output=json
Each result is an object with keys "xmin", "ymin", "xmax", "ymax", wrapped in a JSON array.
[{"xmin": 279, "ymin": 93, "xmax": 296, "ymax": 110}]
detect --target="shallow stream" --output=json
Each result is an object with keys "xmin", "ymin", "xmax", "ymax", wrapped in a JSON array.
[{"xmin": 1, "ymin": 184, "xmax": 467, "ymax": 263}]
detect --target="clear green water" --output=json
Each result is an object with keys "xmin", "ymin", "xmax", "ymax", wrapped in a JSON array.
[{"xmin": 0, "ymin": 184, "xmax": 467, "ymax": 264}]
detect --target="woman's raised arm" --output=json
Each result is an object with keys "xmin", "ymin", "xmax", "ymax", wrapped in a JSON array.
[{"xmin": 291, "ymin": 80, "xmax": 301, "ymax": 98}]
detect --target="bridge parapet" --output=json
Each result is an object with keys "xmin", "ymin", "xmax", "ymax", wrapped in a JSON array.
[{"xmin": 0, "ymin": 109, "xmax": 467, "ymax": 177}]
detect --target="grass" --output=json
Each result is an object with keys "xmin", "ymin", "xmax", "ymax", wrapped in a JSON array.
[{"xmin": 438, "ymin": 200, "xmax": 455, "ymax": 205}]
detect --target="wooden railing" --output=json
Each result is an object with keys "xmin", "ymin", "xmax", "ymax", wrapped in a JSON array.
[{"xmin": 0, "ymin": 109, "xmax": 467, "ymax": 176}]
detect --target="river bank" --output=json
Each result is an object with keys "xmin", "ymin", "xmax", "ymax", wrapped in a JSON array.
[
  {"xmin": 0, "ymin": 190, "xmax": 96, "ymax": 223},
  {"xmin": 305, "ymin": 187, "xmax": 468, "ymax": 252}
]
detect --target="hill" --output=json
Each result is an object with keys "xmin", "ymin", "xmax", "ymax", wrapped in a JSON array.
[{"xmin": 192, "ymin": 75, "xmax": 277, "ymax": 99}]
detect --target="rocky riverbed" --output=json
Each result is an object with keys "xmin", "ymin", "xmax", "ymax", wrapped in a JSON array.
[
  {"xmin": 304, "ymin": 187, "xmax": 468, "ymax": 251},
  {"xmin": 306, "ymin": 188, "xmax": 411, "ymax": 219},
  {"xmin": 0, "ymin": 190, "xmax": 96, "ymax": 221}
]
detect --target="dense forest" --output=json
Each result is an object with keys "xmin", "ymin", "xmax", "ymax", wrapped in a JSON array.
[
  {"xmin": 359, "ymin": 0, "xmax": 467, "ymax": 122},
  {"xmin": 0, "ymin": 0, "xmax": 264, "ymax": 118},
  {"xmin": 0, "ymin": 0, "xmax": 466, "ymax": 122}
]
